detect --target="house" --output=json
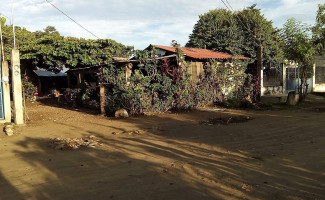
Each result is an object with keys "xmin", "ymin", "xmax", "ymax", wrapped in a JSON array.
[
  {"xmin": 147, "ymin": 44, "xmax": 250, "ymax": 81},
  {"xmin": 313, "ymin": 55, "xmax": 325, "ymax": 92},
  {"xmin": 32, "ymin": 68, "xmax": 68, "ymax": 95},
  {"xmin": 65, "ymin": 45, "xmax": 250, "ymax": 115}
]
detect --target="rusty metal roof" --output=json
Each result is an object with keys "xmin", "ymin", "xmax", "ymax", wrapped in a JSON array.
[{"xmin": 152, "ymin": 45, "xmax": 249, "ymax": 60}]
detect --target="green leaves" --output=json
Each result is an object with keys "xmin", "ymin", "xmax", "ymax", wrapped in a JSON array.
[
  {"xmin": 0, "ymin": 20, "xmax": 133, "ymax": 71},
  {"xmin": 280, "ymin": 17, "xmax": 315, "ymax": 99},
  {"xmin": 186, "ymin": 6, "xmax": 284, "ymax": 67},
  {"xmin": 281, "ymin": 18, "xmax": 314, "ymax": 65},
  {"xmin": 104, "ymin": 49, "xmax": 249, "ymax": 115},
  {"xmin": 313, "ymin": 3, "xmax": 325, "ymax": 54},
  {"xmin": 187, "ymin": 9, "xmax": 243, "ymax": 55}
]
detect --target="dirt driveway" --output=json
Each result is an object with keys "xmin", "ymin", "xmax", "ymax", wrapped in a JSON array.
[{"xmin": 0, "ymin": 96, "xmax": 325, "ymax": 200}]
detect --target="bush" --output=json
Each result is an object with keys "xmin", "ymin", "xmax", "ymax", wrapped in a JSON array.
[
  {"xmin": 22, "ymin": 79, "xmax": 37, "ymax": 100},
  {"xmin": 103, "ymin": 50, "xmax": 251, "ymax": 115}
]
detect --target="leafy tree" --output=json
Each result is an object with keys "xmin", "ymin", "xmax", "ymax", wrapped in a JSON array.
[
  {"xmin": 313, "ymin": 3, "xmax": 325, "ymax": 54},
  {"xmin": 186, "ymin": 5, "xmax": 284, "ymax": 67},
  {"xmin": 22, "ymin": 36, "xmax": 133, "ymax": 71},
  {"xmin": 44, "ymin": 26, "xmax": 59, "ymax": 35},
  {"xmin": 1, "ymin": 17, "xmax": 36, "ymax": 61},
  {"xmin": 34, "ymin": 26, "xmax": 60, "ymax": 39},
  {"xmin": 235, "ymin": 5, "xmax": 284, "ymax": 67},
  {"xmin": 280, "ymin": 18, "xmax": 315, "ymax": 100},
  {"xmin": 187, "ymin": 9, "xmax": 243, "ymax": 55},
  {"xmin": 0, "ymin": 18, "xmax": 133, "ymax": 71},
  {"xmin": 186, "ymin": 5, "xmax": 284, "ymax": 101}
]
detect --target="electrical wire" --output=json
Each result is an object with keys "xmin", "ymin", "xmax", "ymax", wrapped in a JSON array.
[
  {"xmin": 45, "ymin": 0, "xmax": 101, "ymax": 39},
  {"xmin": 220, "ymin": 0, "xmax": 250, "ymax": 31},
  {"xmin": 220, "ymin": 0, "xmax": 231, "ymax": 10},
  {"xmin": 224, "ymin": 0, "xmax": 234, "ymax": 11}
]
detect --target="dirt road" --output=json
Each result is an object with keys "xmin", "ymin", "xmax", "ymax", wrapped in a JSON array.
[{"xmin": 0, "ymin": 96, "xmax": 325, "ymax": 200}]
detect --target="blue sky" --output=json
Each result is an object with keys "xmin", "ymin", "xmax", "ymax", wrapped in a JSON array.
[{"xmin": 0, "ymin": 0, "xmax": 323, "ymax": 49}]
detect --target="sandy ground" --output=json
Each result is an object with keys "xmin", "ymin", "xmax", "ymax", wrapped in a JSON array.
[{"xmin": 0, "ymin": 95, "xmax": 325, "ymax": 200}]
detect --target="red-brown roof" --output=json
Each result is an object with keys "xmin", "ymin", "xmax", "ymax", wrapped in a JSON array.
[{"xmin": 152, "ymin": 45, "xmax": 249, "ymax": 60}]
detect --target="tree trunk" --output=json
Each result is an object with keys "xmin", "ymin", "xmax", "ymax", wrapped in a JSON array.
[{"xmin": 299, "ymin": 65, "xmax": 308, "ymax": 102}]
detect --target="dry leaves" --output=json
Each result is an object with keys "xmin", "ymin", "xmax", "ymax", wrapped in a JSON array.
[
  {"xmin": 200, "ymin": 116, "xmax": 253, "ymax": 125},
  {"xmin": 49, "ymin": 135, "xmax": 101, "ymax": 150}
]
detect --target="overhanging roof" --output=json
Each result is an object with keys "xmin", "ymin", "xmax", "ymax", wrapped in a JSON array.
[{"xmin": 151, "ymin": 45, "xmax": 250, "ymax": 60}]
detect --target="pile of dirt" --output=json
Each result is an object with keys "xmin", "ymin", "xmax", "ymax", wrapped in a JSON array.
[
  {"xmin": 200, "ymin": 115, "xmax": 253, "ymax": 125},
  {"xmin": 48, "ymin": 135, "xmax": 101, "ymax": 150}
]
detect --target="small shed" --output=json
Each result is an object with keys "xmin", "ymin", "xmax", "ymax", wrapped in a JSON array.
[{"xmin": 33, "ymin": 68, "xmax": 68, "ymax": 95}]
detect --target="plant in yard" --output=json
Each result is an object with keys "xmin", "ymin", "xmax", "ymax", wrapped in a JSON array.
[
  {"xmin": 103, "ymin": 48, "xmax": 250, "ymax": 115},
  {"xmin": 22, "ymin": 79, "xmax": 37, "ymax": 101},
  {"xmin": 280, "ymin": 18, "xmax": 315, "ymax": 101}
]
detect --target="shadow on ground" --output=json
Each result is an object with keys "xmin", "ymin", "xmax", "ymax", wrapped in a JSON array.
[{"xmin": 1, "ymin": 94, "xmax": 325, "ymax": 199}]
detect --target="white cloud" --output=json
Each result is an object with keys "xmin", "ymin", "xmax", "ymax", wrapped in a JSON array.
[
  {"xmin": 0, "ymin": 0, "xmax": 323, "ymax": 49},
  {"xmin": 262, "ymin": 0, "xmax": 323, "ymax": 27}
]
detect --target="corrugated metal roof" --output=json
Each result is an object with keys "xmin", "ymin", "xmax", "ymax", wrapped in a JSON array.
[
  {"xmin": 68, "ymin": 55, "xmax": 178, "ymax": 72},
  {"xmin": 33, "ymin": 69, "xmax": 67, "ymax": 77},
  {"xmin": 152, "ymin": 45, "xmax": 249, "ymax": 60}
]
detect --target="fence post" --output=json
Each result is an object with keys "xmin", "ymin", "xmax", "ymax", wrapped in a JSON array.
[
  {"xmin": 282, "ymin": 64, "xmax": 286, "ymax": 94},
  {"xmin": 98, "ymin": 66, "xmax": 106, "ymax": 116},
  {"xmin": 312, "ymin": 63, "xmax": 316, "ymax": 93},
  {"xmin": 2, "ymin": 61, "xmax": 11, "ymax": 122}
]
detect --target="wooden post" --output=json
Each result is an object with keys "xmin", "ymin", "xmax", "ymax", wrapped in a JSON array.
[
  {"xmin": 98, "ymin": 66, "xmax": 106, "ymax": 116},
  {"xmin": 312, "ymin": 63, "xmax": 316, "ymax": 93},
  {"xmin": 78, "ymin": 72, "xmax": 83, "ymax": 84},
  {"xmin": 2, "ymin": 61, "xmax": 11, "ymax": 122},
  {"xmin": 100, "ymin": 84, "xmax": 106, "ymax": 116},
  {"xmin": 283, "ymin": 64, "xmax": 286, "ymax": 94}
]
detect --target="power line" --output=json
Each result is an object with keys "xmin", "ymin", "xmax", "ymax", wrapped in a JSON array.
[
  {"xmin": 45, "ymin": 0, "xmax": 101, "ymax": 39},
  {"xmin": 224, "ymin": 0, "xmax": 234, "ymax": 11},
  {"xmin": 220, "ymin": 0, "xmax": 231, "ymax": 10},
  {"xmin": 220, "ymin": 0, "xmax": 250, "ymax": 31}
]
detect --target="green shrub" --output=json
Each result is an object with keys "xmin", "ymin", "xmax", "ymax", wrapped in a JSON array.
[
  {"xmin": 103, "ymin": 50, "xmax": 251, "ymax": 115},
  {"xmin": 22, "ymin": 79, "xmax": 37, "ymax": 100}
]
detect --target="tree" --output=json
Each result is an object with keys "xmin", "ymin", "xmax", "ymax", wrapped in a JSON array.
[
  {"xmin": 21, "ymin": 36, "xmax": 133, "ymax": 71},
  {"xmin": 0, "ymin": 17, "xmax": 36, "ymax": 61},
  {"xmin": 186, "ymin": 5, "xmax": 284, "ymax": 100},
  {"xmin": 0, "ymin": 18, "xmax": 133, "ymax": 71},
  {"xmin": 280, "ymin": 18, "xmax": 315, "ymax": 100},
  {"xmin": 44, "ymin": 26, "xmax": 59, "ymax": 35},
  {"xmin": 186, "ymin": 5, "xmax": 283, "ymax": 66},
  {"xmin": 235, "ymin": 5, "xmax": 284, "ymax": 67},
  {"xmin": 313, "ymin": 3, "xmax": 325, "ymax": 54},
  {"xmin": 186, "ymin": 9, "xmax": 243, "ymax": 55}
]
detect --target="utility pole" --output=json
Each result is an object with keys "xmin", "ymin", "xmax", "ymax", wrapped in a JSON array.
[
  {"xmin": 10, "ymin": 0, "xmax": 24, "ymax": 124},
  {"xmin": 11, "ymin": 0, "xmax": 16, "ymax": 49},
  {"xmin": 0, "ymin": 14, "xmax": 4, "ymax": 61}
]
